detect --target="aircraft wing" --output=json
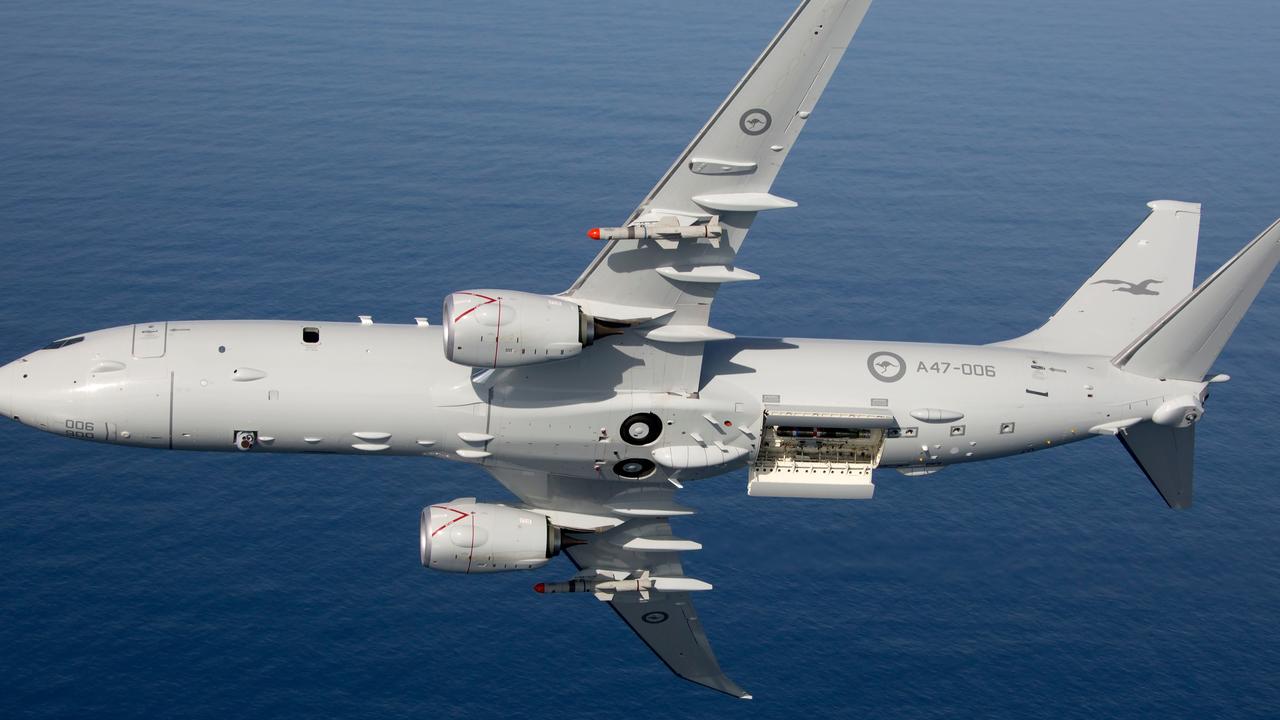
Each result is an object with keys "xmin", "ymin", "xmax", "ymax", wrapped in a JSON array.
[
  {"xmin": 564, "ymin": 519, "xmax": 749, "ymax": 699},
  {"xmin": 563, "ymin": 0, "xmax": 873, "ymax": 393},
  {"xmin": 480, "ymin": 0, "xmax": 875, "ymax": 696},
  {"xmin": 485, "ymin": 466, "xmax": 748, "ymax": 698}
]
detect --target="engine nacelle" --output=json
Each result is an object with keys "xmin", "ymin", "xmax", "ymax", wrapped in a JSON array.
[
  {"xmin": 419, "ymin": 499, "xmax": 562, "ymax": 573},
  {"xmin": 443, "ymin": 289, "xmax": 595, "ymax": 368}
]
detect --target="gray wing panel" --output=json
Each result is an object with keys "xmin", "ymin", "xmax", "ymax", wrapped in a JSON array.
[
  {"xmin": 484, "ymin": 467, "xmax": 743, "ymax": 695},
  {"xmin": 565, "ymin": 0, "xmax": 873, "ymax": 333},
  {"xmin": 603, "ymin": 592, "xmax": 749, "ymax": 699},
  {"xmin": 565, "ymin": 519, "xmax": 750, "ymax": 699},
  {"xmin": 560, "ymin": 0, "xmax": 873, "ymax": 394}
]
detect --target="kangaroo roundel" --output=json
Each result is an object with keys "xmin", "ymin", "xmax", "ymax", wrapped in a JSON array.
[
  {"xmin": 739, "ymin": 108, "xmax": 772, "ymax": 135},
  {"xmin": 867, "ymin": 351, "xmax": 906, "ymax": 382}
]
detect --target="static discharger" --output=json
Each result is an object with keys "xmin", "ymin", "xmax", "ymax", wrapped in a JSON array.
[{"xmin": 588, "ymin": 219, "xmax": 722, "ymax": 241}]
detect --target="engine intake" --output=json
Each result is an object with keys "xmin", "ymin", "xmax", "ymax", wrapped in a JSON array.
[
  {"xmin": 419, "ymin": 499, "xmax": 562, "ymax": 573},
  {"xmin": 443, "ymin": 290, "xmax": 597, "ymax": 368}
]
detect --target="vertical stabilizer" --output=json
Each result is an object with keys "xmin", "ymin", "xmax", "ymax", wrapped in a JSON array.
[
  {"xmin": 998, "ymin": 200, "xmax": 1200, "ymax": 355},
  {"xmin": 1115, "ymin": 217, "xmax": 1280, "ymax": 381},
  {"xmin": 1118, "ymin": 423, "xmax": 1195, "ymax": 509}
]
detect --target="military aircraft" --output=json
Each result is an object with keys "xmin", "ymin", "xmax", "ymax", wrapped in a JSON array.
[{"xmin": 2, "ymin": 0, "xmax": 1278, "ymax": 699}]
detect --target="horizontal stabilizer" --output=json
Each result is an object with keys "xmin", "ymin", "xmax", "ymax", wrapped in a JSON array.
[
  {"xmin": 1115, "ymin": 217, "xmax": 1280, "ymax": 381},
  {"xmin": 999, "ymin": 200, "xmax": 1200, "ymax": 355},
  {"xmin": 1118, "ymin": 422, "xmax": 1195, "ymax": 509}
]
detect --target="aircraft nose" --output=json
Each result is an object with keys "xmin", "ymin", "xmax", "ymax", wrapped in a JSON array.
[
  {"xmin": 0, "ymin": 357, "xmax": 19, "ymax": 420},
  {"xmin": 0, "ymin": 354, "xmax": 43, "ymax": 426}
]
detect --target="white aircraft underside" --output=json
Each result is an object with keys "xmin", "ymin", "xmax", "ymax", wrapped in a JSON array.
[{"xmin": 2, "ymin": 0, "xmax": 1279, "ymax": 698}]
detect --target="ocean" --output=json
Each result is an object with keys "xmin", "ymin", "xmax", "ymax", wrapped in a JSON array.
[{"xmin": 2, "ymin": 0, "xmax": 1279, "ymax": 717}]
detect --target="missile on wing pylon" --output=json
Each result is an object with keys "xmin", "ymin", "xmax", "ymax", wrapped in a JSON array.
[
  {"xmin": 587, "ymin": 218, "xmax": 722, "ymax": 241},
  {"xmin": 534, "ymin": 570, "xmax": 714, "ymax": 601},
  {"xmin": 535, "ymin": 570, "xmax": 654, "ymax": 601}
]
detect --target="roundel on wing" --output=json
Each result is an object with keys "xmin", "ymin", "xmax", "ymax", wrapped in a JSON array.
[{"xmin": 739, "ymin": 108, "xmax": 772, "ymax": 136}]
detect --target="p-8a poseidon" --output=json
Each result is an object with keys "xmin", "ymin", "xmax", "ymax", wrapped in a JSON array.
[{"xmin": 2, "ymin": 0, "xmax": 1278, "ymax": 698}]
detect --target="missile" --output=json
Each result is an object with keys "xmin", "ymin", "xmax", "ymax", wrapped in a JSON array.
[
  {"xmin": 587, "ymin": 222, "xmax": 722, "ymax": 241},
  {"xmin": 535, "ymin": 570, "xmax": 654, "ymax": 601},
  {"xmin": 533, "ymin": 578, "xmax": 605, "ymax": 595},
  {"xmin": 534, "ymin": 570, "xmax": 713, "ymax": 601}
]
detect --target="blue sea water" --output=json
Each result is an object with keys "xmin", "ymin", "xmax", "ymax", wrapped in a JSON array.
[{"xmin": 2, "ymin": 0, "xmax": 1280, "ymax": 716}]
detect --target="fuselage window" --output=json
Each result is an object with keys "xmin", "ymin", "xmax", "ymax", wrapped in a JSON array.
[
  {"xmin": 42, "ymin": 336, "xmax": 84, "ymax": 350},
  {"xmin": 302, "ymin": 327, "xmax": 320, "ymax": 344}
]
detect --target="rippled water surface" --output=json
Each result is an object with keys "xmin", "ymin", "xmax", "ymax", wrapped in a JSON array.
[{"xmin": 3, "ymin": 1, "xmax": 1280, "ymax": 717}]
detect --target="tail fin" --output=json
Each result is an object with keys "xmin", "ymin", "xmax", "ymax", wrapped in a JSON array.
[
  {"xmin": 998, "ymin": 200, "xmax": 1201, "ymax": 355},
  {"xmin": 1118, "ymin": 423, "xmax": 1195, "ymax": 509},
  {"xmin": 1114, "ymin": 217, "xmax": 1280, "ymax": 381}
]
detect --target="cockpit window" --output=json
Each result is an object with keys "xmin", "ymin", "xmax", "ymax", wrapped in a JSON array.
[{"xmin": 42, "ymin": 336, "xmax": 84, "ymax": 350}]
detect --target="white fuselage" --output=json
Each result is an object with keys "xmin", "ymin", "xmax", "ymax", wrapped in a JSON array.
[{"xmin": 0, "ymin": 319, "xmax": 1202, "ymax": 482}]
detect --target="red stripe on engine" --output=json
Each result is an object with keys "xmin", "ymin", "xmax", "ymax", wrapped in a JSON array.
[
  {"xmin": 429, "ymin": 505, "xmax": 472, "ymax": 537},
  {"xmin": 452, "ymin": 292, "xmax": 499, "ymax": 323}
]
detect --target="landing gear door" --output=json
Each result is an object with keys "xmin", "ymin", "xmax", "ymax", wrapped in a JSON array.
[{"xmin": 132, "ymin": 322, "xmax": 167, "ymax": 358}]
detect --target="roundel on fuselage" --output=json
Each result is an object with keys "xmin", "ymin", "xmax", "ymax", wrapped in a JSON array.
[{"xmin": 867, "ymin": 350, "xmax": 906, "ymax": 383}]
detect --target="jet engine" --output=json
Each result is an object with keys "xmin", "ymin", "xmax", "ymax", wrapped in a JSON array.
[
  {"xmin": 443, "ymin": 289, "xmax": 598, "ymax": 368},
  {"xmin": 419, "ymin": 499, "xmax": 562, "ymax": 573}
]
